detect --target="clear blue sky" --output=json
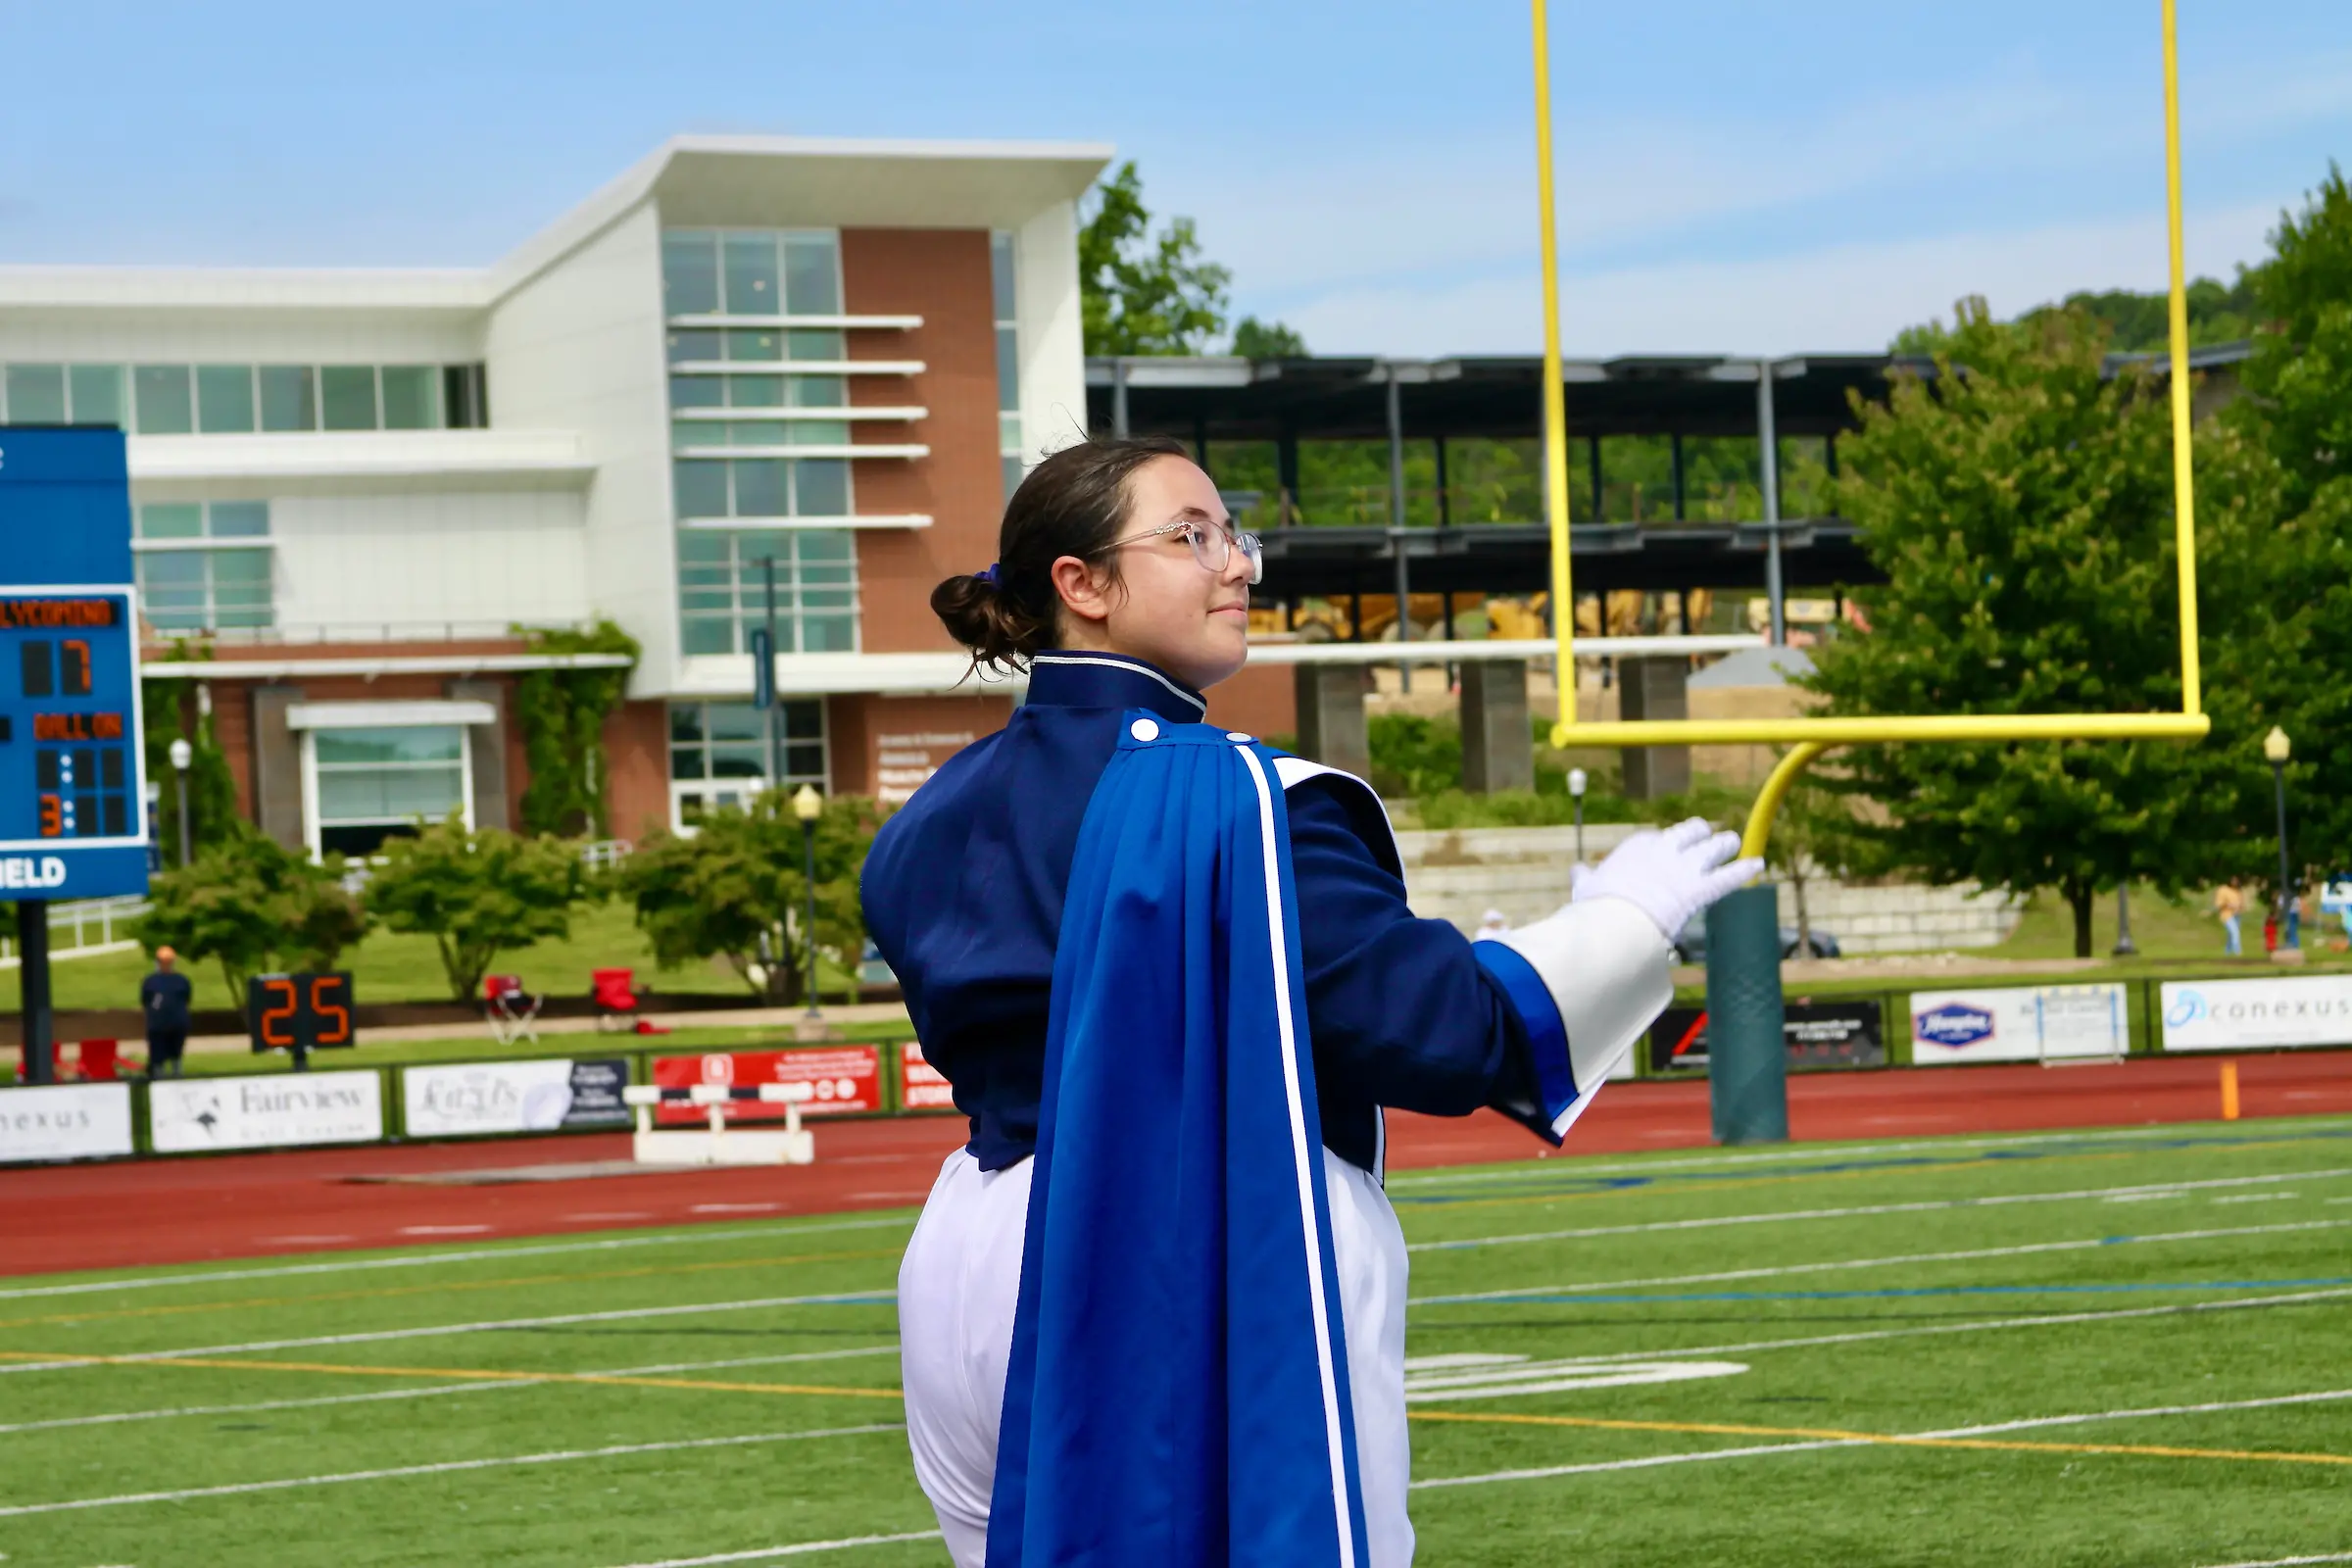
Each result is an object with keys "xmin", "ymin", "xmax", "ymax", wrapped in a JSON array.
[{"xmin": 2, "ymin": 1, "xmax": 2344, "ymax": 355}]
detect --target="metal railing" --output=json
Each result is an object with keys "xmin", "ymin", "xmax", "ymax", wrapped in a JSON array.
[{"xmin": 0, "ymin": 896, "xmax": 153, "ymax": 966}]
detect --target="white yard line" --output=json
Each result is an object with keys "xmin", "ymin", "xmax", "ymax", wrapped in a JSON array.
[
  {"xmin": 0, "ymin": 1345, "xmax": 901, "ymax": 1438},
  {"xmin": 1411, "ymin": 1218, "xmax": 2352, "ymax": 1304},
  {"xmin": 2192, "ymin": 1554, "xmax": 2352, "ymax": 1567},
  {"xmin": 1384, "ymin": 1121, "xmax": 2352, "ymax": 1190},
  {"xmin": 600, "ymin": 1533, "xmax": 945, "ymax": 1567},
  {"xmin": 1413, "ymin": 1385, "xmax": 2352, "ymax": 1490},
  {"xmin": 0, "ymin": 1215, "xmax": 914, "ymax": 1302},
  {"xmin": 0, "ymin": 1424, "xmax": 906, "ymax": 1518},
  {"xmin": 1408, "ymin": 1168, "xmax": 2352, "ymax": 1254},
  {"xmin": 0, "ymin": 1289, "xmax": 899, "ymax": 1376},
  {"xmin": 1423, "ymin": 1285, "xmax": 2352, "ymax": 1370}
]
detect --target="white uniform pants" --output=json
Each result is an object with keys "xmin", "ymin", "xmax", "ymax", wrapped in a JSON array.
[{"xmin": 899, "ymin": 1146, "xmax": 1414, "ymax": 1567}]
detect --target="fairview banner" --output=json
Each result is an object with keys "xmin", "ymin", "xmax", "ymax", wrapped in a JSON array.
[
  {"xmin": 2161, "ymin": 974, "xmax": 2352, "ymax": 1052},
  {"xmin": 150, "ymin": 1070, "xmax": 384, "ymax": 1152},
  {"xmin": 901, "ymin": 1041, "xmax": 956, "ymax": 1110},
  {"xmin": 652, "ymin": 1047, "xmax": 882, "ymax": 1125},
  {"xmin": 402, "ymin": 1058, "xmax": 632, "ymax": 1138},
  {"xmin": 0, "ymin": 1082, "xmax": 134, "ymax": 1163},
  {"xmin": 1908, "ymin": 984, "xmax": 2127, "ymax": 1065}
]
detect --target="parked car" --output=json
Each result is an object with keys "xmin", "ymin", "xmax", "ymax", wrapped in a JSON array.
[{"xmin": 1671, "ymin": 913, "xmax": 1840, "ymax": 964}]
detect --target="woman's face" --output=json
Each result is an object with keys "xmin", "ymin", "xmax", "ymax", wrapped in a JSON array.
[{"xmin": 1054, "ymin": 456, "xmax": 1252, "ymax": 691}]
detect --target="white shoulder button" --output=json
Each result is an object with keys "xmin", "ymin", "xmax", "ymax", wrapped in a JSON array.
[
  {"xmin": 1226, "ymin": 731, "xmax": 1253, "ymax": 743},
  {"xmin": 1130, "ymin": 717, "xmax": 1160, "ymax": 742}
]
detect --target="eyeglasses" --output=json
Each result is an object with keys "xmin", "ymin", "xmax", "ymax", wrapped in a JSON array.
[{"xmin": 1106, "ymin": 518, "xmax": 1264, "ymax": 586}]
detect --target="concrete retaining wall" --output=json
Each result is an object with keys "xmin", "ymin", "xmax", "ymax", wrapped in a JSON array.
[{"xmin": 1393, "ymin": 822, "xmax": 2022, "ymax": 953}]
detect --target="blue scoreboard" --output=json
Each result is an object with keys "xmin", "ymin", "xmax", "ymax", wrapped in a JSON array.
[{"xmin": 0, "ymin": 428, "xmax": 152, "ymax": 901}]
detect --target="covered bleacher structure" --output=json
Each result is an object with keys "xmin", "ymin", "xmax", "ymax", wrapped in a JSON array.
[{"xmin": 1085, "ymin": 351, "xmax": 1899, "ymax": 631}]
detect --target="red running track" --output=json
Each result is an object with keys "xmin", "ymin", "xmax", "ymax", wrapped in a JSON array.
[{"xmin": 6, "ymin": 1052, "xmax": 2348, "ymax": 1278}]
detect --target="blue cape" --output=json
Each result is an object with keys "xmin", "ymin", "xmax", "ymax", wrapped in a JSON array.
[{"xmin": 986, "ymin": 717, "xmax": 1372, "ymax": 1567}]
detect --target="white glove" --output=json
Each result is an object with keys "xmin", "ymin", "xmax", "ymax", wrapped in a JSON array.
[{"xmin": 1569, "ymin": 817, "xmax": 1763, "ymax": 944}]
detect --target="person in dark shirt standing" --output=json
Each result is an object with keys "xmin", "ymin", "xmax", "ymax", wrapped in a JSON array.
[{"xmin": 141, "ymin": 946, "xmax": 194, "ymax": 1079}]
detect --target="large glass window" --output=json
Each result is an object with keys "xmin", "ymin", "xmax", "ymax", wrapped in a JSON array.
[
  {"xmin": 380, "ymin": 367, "xmax": 441, "ymax": 430},
  {"xmin": 134, "ymin": 366, "xmax": 194, "ymax": 434},
  {"xmin": 320, "ymin": 366, "xmax": 378, "ymax": 430},
  {"xmin": 135, "ymin": 501, "xmax": 273, "ymax": 631},
  {"xmin": 310, "ymin": 724, "xmax": 467, "ymax": 857},
  {"xmin": 676, "ymin": 530, "xmax": 858, "ymax": 657},
  {"xmin": 668, "ymin": 700, "xmax": 826, "ymax": 828},
  {"xmin": 992, "ymin": 231, "xmax": 1023, "ymax": 498},
  {"xmin": 1, "ymin": 361, "xmax": 478, "ymax": 431},
  {"xmin": 197, "ymin": 365, "xmax": 257, "ymax": 433},
  {"xmin": 671, "ymin": 457, "xmax": 852, "ymax": 519},
  {"xmin": 4, "ymin": 365, "xmax": 66, "ymax": 423},
  {"xmin": 259, "ymin": 367, "xmax": 317, "ymax": 431},
  {"xmin": 69, "ymin": 366, "xmax": 123, "ymax": 425},
  {"xmin": 663, "ymin": 231, "xmax": 720, "ymax": 316},
  {"xmin": 663, "ymin": 229, "xmax": 843, "ymax": 318}
]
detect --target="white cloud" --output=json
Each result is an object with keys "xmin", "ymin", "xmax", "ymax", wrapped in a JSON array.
[{"xmin": 1282, "ymin": 202, "xmax": 2282, "ymax": 358}]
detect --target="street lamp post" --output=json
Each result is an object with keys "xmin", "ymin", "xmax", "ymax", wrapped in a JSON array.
[
  {"xmin": 791, "ymin": 784, "xmax": 825, "ymax": 1016},
  {"xmin": 168, "ymin": 737, "xmax": 194, "ymax": 867},
  {"xmin": 2265, "ymin": 726, "xmax": 2297, "ymax": 950},
  {"xmin": 1567, "ymin": 767, "xmax": 1588, "ymax": 863}
]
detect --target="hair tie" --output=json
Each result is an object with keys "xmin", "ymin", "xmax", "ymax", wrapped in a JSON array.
[{"xmin": 975, "ymin": 563, "xmax": 1002, "ymax": 587}]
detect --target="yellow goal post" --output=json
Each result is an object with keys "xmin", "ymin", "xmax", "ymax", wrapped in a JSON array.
[{"xmin": 1527, "ymin": 0, "xmax": 2212, "ymax": 856}]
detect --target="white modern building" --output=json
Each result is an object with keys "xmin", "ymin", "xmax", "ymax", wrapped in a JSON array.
[{"xmin": 0, "ymin": 135, "xmax": 1105, "ymax": 849}]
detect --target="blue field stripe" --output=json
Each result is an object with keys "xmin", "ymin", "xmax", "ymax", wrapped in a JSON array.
[
  {"xmin": 1417, "ymin": 1276, "xmax": 2352, "ymax": 1305},
  {"xmin": 1388, "ymin": 1125, "xmax": 2352, "ymax": 1204}
]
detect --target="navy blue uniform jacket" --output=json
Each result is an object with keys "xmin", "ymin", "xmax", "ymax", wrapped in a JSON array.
[{"xmin": 860, "ymin": 651, "xmax": 1546, "ymax": 1174}]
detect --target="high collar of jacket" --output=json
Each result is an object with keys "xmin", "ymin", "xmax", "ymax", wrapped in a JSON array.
[{"xmin": 1024, "ymin": 650, "xmax": 1209, "ymax": 724}]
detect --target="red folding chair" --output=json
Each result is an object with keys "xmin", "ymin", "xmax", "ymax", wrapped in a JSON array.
[
  {"xmin": 591, "ymin": 968, "xmax": 640, "ymax": 1032},
  {"xmin": 483, "ymin": 974, "xmax": 542, "ymax": 1047},
  {"xmin": 74, "ymin": 1040, "xmax": 122, "ymax": 1081}
]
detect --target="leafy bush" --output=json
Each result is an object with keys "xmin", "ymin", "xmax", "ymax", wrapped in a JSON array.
[
  {"xmin": 1367, "ymin": 713, "xmax": 1461, "ymax": 798},
  {"xmin": 141, "ymin": 832, "xmax": 369, "ymax": 1014},
  {"xmin": 617, "ymin": 791, "xmax": 884, "ymax": 1002},
  {"xmin": 365, "ymin": 815, "xmax": 587, "ymax": 1001}
]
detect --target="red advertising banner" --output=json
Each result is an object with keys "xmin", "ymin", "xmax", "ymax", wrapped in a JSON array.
[
  {"xmin": 652, "ymin": 1047, "xmax": 882, "ymax": 1125},
  {"xmin": 901, "ymin": 1041, "xmax": 956, "ymax": 1111}
]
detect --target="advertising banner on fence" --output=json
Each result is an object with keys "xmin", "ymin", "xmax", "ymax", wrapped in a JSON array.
[
  {"xmin": 2160, "ymin": 974, "xmax": 2352, "ymax": 1052},
  {"xmin": 402, "ymin": 1058, "xmax": 632, "ymax": 1138},
  {"xmin": 1647, "ymin": 1002, "xmax": 1885, "ymax": 1073},
  {"xmin": 149, "ymin": 1070, "xmax": 384, "ymax": 1153},
  {"xmin": 0, "ymin": 1082, "xmax": 134, "ymax": 1163},
  {"xmin": 652, "ymin": 1047, "xmax": 883, "ymax": 1125},
  {"xmin": 901, "ymin": 1041, "xmax": 956, "ymax": 1111},
  {"xmin": 1908, "ymin": 984, "xmax": 2127, "ymax": 1065}
]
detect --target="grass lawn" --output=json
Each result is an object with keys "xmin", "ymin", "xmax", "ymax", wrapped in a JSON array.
[
  {"xmin": 2, "ymin": 1116, "xmax": 2346, "ymax": 1565},
  {"xmin": 1, "ymin": 898, "xmax": 866, "ymax": 1015}
]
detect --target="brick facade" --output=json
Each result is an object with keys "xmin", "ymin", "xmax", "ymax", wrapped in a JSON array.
[{"xmin": 842, "ymin": 227, "xmax": 1003, "ymax": 657}]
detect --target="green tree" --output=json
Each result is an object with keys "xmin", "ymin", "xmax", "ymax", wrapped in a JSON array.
[
  {"xmin": 140, "ymin": 832, "xmax": 368, "ymax": 1015},
  {"xmin": 364, "ymin": 815, "xmax": 585, "ymax": 1001},
  {"xmin": 1806, "ymin": 297, "xmax": 2251, "ymax": 956},
  {"xmin": 1891, "ymin": 272, "xmax": 2259, "ymax": 356},
  {"xmin": 512, "ymin": 619, "xmax": 640, "ymax": 838},
  {"xmin": 140, "ymin": 639, "xmax": 239, "ymax": 864},
  {"xmin": 1080, "ymin": 162, "xmax": 1231, "ymax": 355},
  {"xmin": 617, "ymin": 791, "xmax": 884, "ymax": 1002},
  {"xmin": 1231, "ymin": 317, "xmax": 1307, "ymax": 359},
  {"xmin": 2237, "ymin": 165, "xmax": 2352, "ymax": 875}
]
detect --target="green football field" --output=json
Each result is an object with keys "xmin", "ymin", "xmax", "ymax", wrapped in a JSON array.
[{"xmin": 4, "ymin": 1117, "xmax": 2348, "ymax": 1567}]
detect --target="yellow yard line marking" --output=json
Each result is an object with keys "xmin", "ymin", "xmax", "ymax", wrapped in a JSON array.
[
  {"xmin": 0, "ymin": 1349, "xmax": 908, "ymax": 1401},
  {"xmin": 1408, "ymin": 1408, "xmax": 2352, "ymax": 1467},
  {"xmin": 0, "ymin": 1247, "xmax": 905, "ymax": 1331}
]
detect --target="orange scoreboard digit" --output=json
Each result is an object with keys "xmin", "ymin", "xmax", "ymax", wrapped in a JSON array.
[{"xmin": 246, "ymin": 971, "xmax": 357, "ymax": 1054}]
